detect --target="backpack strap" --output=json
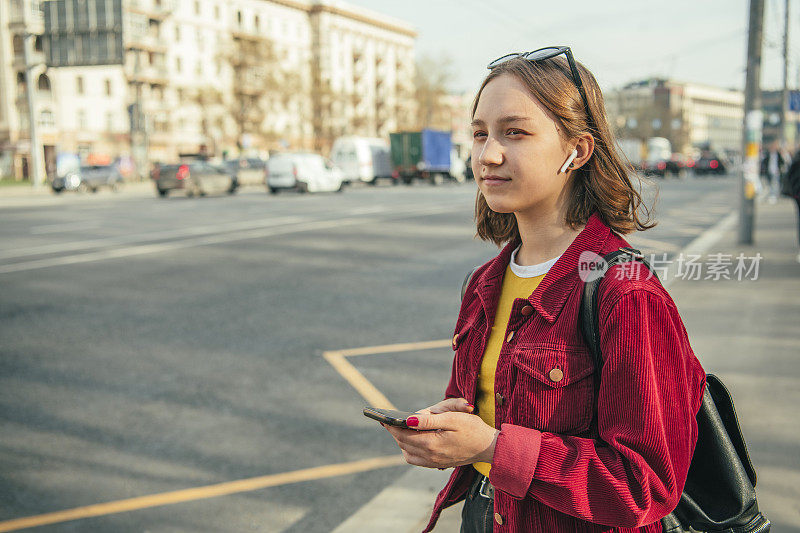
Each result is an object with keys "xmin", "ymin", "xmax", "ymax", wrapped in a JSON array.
[
  {"xmin": 581, "ymin": 247, "xmax": 654, "ymax": 371},
  {"xmin": 461, "ymin": 266, "xmax": 480, "ymax": 301},
  {"xmin": 580, "ymin": 247, "xmax": 654, "ymax": 430}
]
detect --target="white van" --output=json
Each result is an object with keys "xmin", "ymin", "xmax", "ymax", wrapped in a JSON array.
[{"xmin": 330, "ymin": 137, "xmax": 393, "ymax": 185}]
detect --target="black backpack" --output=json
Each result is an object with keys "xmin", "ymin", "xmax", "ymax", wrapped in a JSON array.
[{"xmin": 580, "ymin": 247, "xmax": 770, "ymax": 533}]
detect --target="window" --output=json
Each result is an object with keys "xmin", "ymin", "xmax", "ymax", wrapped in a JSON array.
[
  {"xmin": 106, "ymin": 112, "xmax": 114, "ymax": 131},
  {"xmin": 175, "ymin": 25, "xmax": 181, "ymax": 41},
  {"xmin": 195, "ymin": 62, "xmax": 202, "ymax": 77},
  {"xmin": 255, "ymin": 15, "xmax": 260, "ymax": 31},
  {"xmin": 39, "ymin": 110, "xmax": 55, "ymax": 128},
  {"xmin": 196, "ymin": 29, "xmax": 204, "ymax": 49},
  {"xmin": 237, "ymin": 11, "xmax": 242, "ymax": 26},
  {"xmin": 78, "ymin": 109, "xmax": 87, "ymax": 129},
  {"xmin": 194, "ymin": 1, "xmax": 200, "ymax": 15},
  {"xmin": 176, "ymin": 57, "xmax": 182, "ymax": 72},
  {"xmin": 105, "ymin": 79, "xmax": 112, "ymax": 95},
  {"xmin": 37, "ymin": 74, "xmax": 51, "ymax": 93},
  {"xmin": 76, "ymin": 76, "xmax": 84, "ymax": 95},
  {"xmin": 214, "ymin": 4, "xmax": 220, "ymax": 18}
]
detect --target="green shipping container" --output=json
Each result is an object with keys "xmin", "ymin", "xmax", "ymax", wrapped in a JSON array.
[{"xmin": 389, "ymin": 132, "xmax": 423, "ymax": 173}]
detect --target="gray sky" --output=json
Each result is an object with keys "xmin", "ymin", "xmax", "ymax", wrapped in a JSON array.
[{"xmin": 343, "ymin": 0, "xmax": 799, "ymax": 94}]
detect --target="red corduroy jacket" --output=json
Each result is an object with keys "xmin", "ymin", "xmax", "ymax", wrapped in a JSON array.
[{"xmin": 423, "ymin": 212, "xmax": 707, "ymax": 533}]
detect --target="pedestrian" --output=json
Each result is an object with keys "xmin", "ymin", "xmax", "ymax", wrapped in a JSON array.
[
  {"xmin": 381, "ymin": 47, "xmax": 707, "ymax": 532},
  {"xmin": 761, "ymin": 141, "xmax": 789, "ymax": 204},
  {"xmin": 783, "ymin": 149, "xmax": 800, "ymax": 262}
]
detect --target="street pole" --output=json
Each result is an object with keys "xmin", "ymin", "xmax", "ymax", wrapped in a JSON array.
[
  {"xmin": 22, "ymin": 27, "xmax": 45, "ymax": 187},
  {"xmin": 781, "ymin": 0, "xmax": 790, "ymax": 148},
  {"xmin": 740, "ymin": 0, "xmax": 765, "ymax": 245}
]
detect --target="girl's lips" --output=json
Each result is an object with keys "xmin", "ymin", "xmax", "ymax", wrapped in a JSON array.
[{"xmin": 482, "ymin": 176, "xmax": 511, "ymax": 185}]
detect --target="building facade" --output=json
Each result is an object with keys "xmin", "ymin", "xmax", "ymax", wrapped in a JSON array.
[
  {"xmin": 605, "ymin": 78, "xmax": 744, "ymax": 157},
  {"xmin": 0, "ymin": 0, "xmax": 417, "ymax": 180}
]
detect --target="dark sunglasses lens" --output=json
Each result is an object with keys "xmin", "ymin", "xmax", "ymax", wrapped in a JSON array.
[
  {"xmin": 523, "ymin": 47, "xmax": 563, "ymax": 62},
  {"xmin": 488, "ymin": 53, "xmax": 521, "ymax": 68}
]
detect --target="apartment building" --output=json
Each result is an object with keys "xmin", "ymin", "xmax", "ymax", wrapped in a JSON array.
[
  {"xmin": 1, "ymin": 0, "xmax": 416, "ymax": 180},
  {"xmin": 0, "ymin": 0, "xmax": 51, "ymax": 180},
  {"xmin": 605, "ymin": 78, "xmax": 744, "ymax": 156}
]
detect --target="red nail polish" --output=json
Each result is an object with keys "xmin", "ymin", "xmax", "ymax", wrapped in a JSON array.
[
  {"xmin": 466, "ymin": 403, "xmax": 474, "ymax": 410},
  {"xmin": 406, "ymin": 416, "xmax": 419, "ymax": 427}
]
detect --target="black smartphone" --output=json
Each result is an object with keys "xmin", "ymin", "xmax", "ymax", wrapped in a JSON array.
[{"xmin": 363, "ymin": 407, "xmax": 415, "ymax": 428}]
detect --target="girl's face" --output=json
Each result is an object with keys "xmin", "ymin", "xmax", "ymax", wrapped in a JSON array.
[{"xmin": 471, "ymin": 74, "xmax": 574, "ymax": 218}]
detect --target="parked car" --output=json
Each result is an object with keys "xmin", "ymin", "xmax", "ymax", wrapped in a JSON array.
[
  {"xmin": 266, "ymin": 152, "xmax": 344, "ymax": 193},
  {"xmin": 330, "ymin": 137, "xmax": 393, "ymax": 185},
  {"xmin": 224, "ymin": 157, "xmax": 268, "ymax": 188},
  {"xmin": 152, "ymin": 161, "xmax": 236, "ymax": 197},
  {"xmin": 642, "ymin": 154, "xmax": 690, "ymax": 178},
  {"xmin": 693, "ymin": 152, "xmax": 727, "ymax": 176},
  {"xmin": 52, "ymin": 163, "xmax": 123, "ymax": 193}
]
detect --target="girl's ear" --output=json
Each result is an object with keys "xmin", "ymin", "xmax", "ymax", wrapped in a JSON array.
[{"xmin": 570, "ymin": 133, "xmax": 595, "ymax": 171}]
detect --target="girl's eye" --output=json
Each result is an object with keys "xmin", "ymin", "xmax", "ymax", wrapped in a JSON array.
[
  {"xmin": 507, "ymin": 129, "xmax": 525, "ymax": 136},
  {"xmin": 472, "ymin": 131, "xmax": 487, "ymax": 139}
]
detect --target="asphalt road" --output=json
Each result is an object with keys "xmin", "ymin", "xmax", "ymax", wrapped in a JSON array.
[{"xmin": 0, "ymin": 176, "xmax": 739, "ymax": 532}]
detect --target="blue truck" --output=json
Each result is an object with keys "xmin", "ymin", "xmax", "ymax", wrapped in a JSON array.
[{"xmin": 389, "ymin": 129, "xmax": 454, "ymax": 185}]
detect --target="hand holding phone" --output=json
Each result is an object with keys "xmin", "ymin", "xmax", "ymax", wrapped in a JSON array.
[{"xmin": 363, "ymin": 407, "xmax": 416, "ymax": 428}]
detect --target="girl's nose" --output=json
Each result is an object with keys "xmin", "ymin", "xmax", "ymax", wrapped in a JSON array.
[{"xmin": 479, "ymin": 137, "xmax": 503, "ymax": 168}]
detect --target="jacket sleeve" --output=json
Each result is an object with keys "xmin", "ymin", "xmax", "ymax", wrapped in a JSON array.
[{"xmin": 488, "ymin": 287, "xmax": 705, "ymax": 528}]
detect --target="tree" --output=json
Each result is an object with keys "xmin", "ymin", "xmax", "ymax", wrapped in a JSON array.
[
  {"xmin": 414, "ymin": 54, "xmax": 453, "ymax": 130},
  {"xmin": 216, "ymin": 31, "xmax": 304, "ymax": 152}
]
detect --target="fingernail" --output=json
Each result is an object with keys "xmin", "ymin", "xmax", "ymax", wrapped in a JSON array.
[
  {"xmin": 406, "ymin": 416, "xmax": 419, "ymax": 427},
  {"xmin": 466, "ymin": 403, "xmax": 474, "ymax": 410}
]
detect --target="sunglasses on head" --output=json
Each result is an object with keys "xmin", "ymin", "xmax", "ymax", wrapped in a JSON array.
[{"xmin": 488, "ymin": 46, "xmax": 593, "ymax": 126}]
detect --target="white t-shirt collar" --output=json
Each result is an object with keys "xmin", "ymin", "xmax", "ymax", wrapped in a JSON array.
[{"xmin": 509, "ymin": 245, "xmax": 561, "ymax": 278}]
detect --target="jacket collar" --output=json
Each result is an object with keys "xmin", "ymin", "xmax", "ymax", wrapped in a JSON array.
[{"xmin": 475, "ymin": 212, "xmax": 612, "ymax": 323}]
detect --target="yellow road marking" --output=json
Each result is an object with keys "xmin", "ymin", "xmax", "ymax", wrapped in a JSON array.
[
  {"xmin": 322, "ymin": 339, "xmax": 451, "ymax": 409},
  {"xmin": 335, "ymin": 339, "xmax": 451, "ymax": 358},
  {"xmin": 323, "ymin": 351, "xmax": 397, "ymax": 409},
  {"xmin": 0, "ymin": 455, "xmax": 406, "ymax": 532}
]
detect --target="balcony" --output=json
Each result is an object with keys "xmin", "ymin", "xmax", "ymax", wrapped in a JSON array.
[
  {"xmin": 126, "ymin": 33, "xmax": 167, "ymax": 53},
  {"xmin": 127, "ymin": 64, "xmax": 169, "ymax": 85},
  {"xmin": 126, "ymin": 0, "xmax": 175, "ymax": 20},
  {"xmin": 12, "ymin": 49, "xmax": 45, "ymax": 70},
  {"xmin": 9, "ymin": 0, "xmax": 44, "ymax": 34}
]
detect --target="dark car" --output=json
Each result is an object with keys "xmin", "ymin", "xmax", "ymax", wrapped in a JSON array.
[
  {"xmin": 223, "ymin": 158, "xmax": 268, "ymax": 188},
  {"xmin": 693, "ymin": 153, "xmax": 727, "ymax": 176},
  {"xmin": 52, "ymin": 164, "xmax": 123, "ymax": 193},
  {"xmin": 642, "ymin": 154, "xmax": 691, "ymax": 178},
  {"xmin": 152, "ymin": 161, "xmax": 236, "ymax": 197}
]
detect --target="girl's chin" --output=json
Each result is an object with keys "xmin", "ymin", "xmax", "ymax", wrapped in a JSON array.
[{"xmin": 482, "ymin": 195, "xmax": 517, "ymax": 214}]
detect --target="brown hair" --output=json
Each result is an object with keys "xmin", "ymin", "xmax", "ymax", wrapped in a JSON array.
[{"xmin": 472, "ymin": 56, "xmax": 655, "ymax": 246}]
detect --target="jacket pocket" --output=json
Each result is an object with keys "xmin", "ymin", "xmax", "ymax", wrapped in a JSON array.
[{"xmin": 509, "ymin": 344, "xmax": 595, "ymax": 435}]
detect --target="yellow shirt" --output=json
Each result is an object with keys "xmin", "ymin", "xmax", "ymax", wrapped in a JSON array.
[{"xmin": 473, "ymin": 260, "xmax": 549, "ymax": 477}]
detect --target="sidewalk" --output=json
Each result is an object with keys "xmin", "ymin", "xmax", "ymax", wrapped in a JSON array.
[
  {"xmin": 0, "ymin": 180, "xmax": 154, "ymax": 208},
  {"xmin": 0, "ymin": 180, "xmax": 153, "ymax": 198},
  {"xmin": 335, "ymin": 196, "xmax": 800, "ymax": 532}
]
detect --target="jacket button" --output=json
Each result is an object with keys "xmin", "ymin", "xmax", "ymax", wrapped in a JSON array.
[
  {"xmin": 549, "ymin": 368, "xmax": 564, "ymax": 382},
  {"xmin": 520, "ymin": 305, "xmax": 533, "ymax": 316},
  {"xmin": 495, "ymin": 392, "xmax": 504, "ymax": 406},
  {"xmin": 452, "ymin": 334, "xmax": 459, "ymax": 348},
  {"xmin": 505, "ymin": 330, "xmax": 514, "ymax": 343},
  {"xmin": 494, "ymin": 512, "xmax": 504, "ymax": 525}
]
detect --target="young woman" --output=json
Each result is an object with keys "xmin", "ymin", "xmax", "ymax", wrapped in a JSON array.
[{"xmin": 383, "ymin": 48, "xmax": 707, "ymax": 532}]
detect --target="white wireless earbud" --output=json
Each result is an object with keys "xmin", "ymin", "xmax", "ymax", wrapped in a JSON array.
[{"xmin": 559, "ymin": 149, "xmax": 579, "ymax": 174}]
